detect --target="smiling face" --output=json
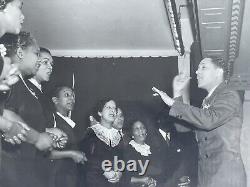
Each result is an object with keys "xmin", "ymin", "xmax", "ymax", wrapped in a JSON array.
[
  {"xmin": 112, "ymin": 108, "xmax": 124, "ymax": 130},
  {"xmin": 34, "ymin": 51, "xmax": 53, "ymax": 83},
  {"xmin": 54, "ymin": 87, "xmax": 75, "ymax": 114},
  {"xmin": 132, "ymin": 121, "xmax": 147, "ymax": 144},
  {"xmin": 196, "ymin": 58, "xmax": 224, "ymax": 91},
  {"xmin": 99, "ymin": 100, "xmax": 117, "ymax": 123},
  {"xmin": 3, "ymin": 0, "xmax": 24, "ymax": 34}
]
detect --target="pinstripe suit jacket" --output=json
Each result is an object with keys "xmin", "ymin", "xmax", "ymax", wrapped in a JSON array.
[{"xmin": 169, "ymin": 82, "xmax": 246, "ymax": 187}]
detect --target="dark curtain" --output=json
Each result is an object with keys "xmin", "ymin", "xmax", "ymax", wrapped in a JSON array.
[{"xmin": 44, "ymin": 56, "xmax": 178, "ymax": 141}]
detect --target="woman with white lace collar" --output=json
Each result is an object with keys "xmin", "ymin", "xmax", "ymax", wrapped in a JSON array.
[
  {"xmin": 80, "ymin": 99, "xmax": 123, "ymax": 187},
  {"xmin": 124, "ymin": 120, "xmax": 165, "ymax": 187}
]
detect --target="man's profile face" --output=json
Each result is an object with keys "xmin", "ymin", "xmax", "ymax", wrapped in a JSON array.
[{"xmin": 196, "ymin": 58, "xmax": 222, "ymax": 90}]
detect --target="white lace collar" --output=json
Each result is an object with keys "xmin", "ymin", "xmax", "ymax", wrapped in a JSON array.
[
  {"xmin": 129, "ymin": 140, "xmax": 151, "ymax": 156},
  {"xmin": 56, "ymin": 112, "xmax": 76, "ymax": 128},
  {"xmin": 90, "ymin": 123, "xmax": 121, "ymax": 147}
]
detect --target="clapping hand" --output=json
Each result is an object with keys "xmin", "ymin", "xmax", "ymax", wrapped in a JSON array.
[{"xmin": 152, "ymin": 87, "xmax": 174, "ymax": 106}]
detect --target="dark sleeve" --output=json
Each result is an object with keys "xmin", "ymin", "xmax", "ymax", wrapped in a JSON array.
[
  {"xmin": 4, "ymin": 86, "xmax": 20, "ymax": 113},
  {"xmin": 78, "ymin": 128, "xmax": 95, "ymax": 155},
  {"xmin": 122, "ymin": 145, "xmax": 137, "ymax": 185},
  {"xmin": 147, "ymin": 147, "xmax": 166, "ymax": 183},
  {"xmin": 169, "ymin": 90, "xmax": 242, "ymax": 130}
]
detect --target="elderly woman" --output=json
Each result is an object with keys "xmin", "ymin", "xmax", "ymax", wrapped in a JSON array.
[
  {"xmin": 123, "ymin": 120, "xmax": 165, "ymax": 187},
  {"xmin": 80, "ymin": 99, "xmax": 123, "ymax": 187}
]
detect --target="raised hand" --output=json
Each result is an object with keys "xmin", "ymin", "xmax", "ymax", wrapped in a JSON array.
[
  {"xmin": 152, "ymin": 87, "xmax": 174, "ymax": 106},
  {"xmin": 173, "ymin": 73, "xmax": 191, "ymax": 97}
]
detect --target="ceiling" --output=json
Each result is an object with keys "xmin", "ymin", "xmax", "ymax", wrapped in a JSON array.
[{"xmin": 22, "ymin": 0, "xmax": 183, "ymax": 57}]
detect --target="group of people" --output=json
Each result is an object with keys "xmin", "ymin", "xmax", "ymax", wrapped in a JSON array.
[{"xmin": 0, "ymin": 0, "xmax": 247, "ymax": 187}]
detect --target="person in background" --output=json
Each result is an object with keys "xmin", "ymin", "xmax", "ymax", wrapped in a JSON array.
[
  {"xmin": 152, "ymin": 57, "xmax": 246, "ymax": 187},
  {"xmin": 112, "ymin": 108, "xmax": 124, "ymax": 133},
  {"xmin": 123, "ymin": 120, "xmax": 165, "ymax": 187}
]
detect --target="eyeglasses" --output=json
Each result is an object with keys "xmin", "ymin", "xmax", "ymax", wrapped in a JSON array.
[{"xmin": 104, "ymin": 105, "xmax": 116, "ymax": 111}]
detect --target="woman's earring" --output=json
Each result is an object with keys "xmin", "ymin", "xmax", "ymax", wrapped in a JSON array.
[{"xmin": 132, "ymin": 136, "xmax": 134, "ymax": 139}]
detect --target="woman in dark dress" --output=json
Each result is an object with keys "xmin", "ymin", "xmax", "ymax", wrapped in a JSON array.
[
  {"xmin": 80, "ymin": 99, "xmax": 123, "ymax": 187},
  {"xmin": 124, "ymin": 120, "xmax": 165, "ymax": 187},
  {"xmin": 50, "ymin": 86, "xmax": 86, "ymax": 187}
]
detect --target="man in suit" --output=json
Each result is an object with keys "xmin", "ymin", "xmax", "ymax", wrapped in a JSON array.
[{"xmin": 152, "ymin": 57, "xmax": 246, "ymax": 187}]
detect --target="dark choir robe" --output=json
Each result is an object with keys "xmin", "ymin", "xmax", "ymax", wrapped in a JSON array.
[
  {"xmin": 79, "ymin": 124, "xmax": 123, "ymax": 187},
  {"xmin": 25, "ymin": 79, "xmax": 54, "ymax": 128},
  {"xmin": 0, "ymin": 79, "xmax": 52, "ymax": 187},
  {"xmin": 0, "ymin": 91, "xmax": 10, "ymax": 180},
  {"xmin": 123, "ymin": 140, "xmax": 165, "ymax": 187},
  {"xmin": 51, "ymin": 112, "xmax": 79, "ymax": 187},
  {"xmin": 166, "ymin": 129, "xmax": 198, "ymax": 187}
]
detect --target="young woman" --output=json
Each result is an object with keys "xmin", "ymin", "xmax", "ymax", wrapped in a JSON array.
[
  {"xmin": 124, "ymin": 120, "xmax": 165, "ymax": 187},
  {"xmin": 0, "ymin": 0, "xmax": 25, "ymax": 143},
  {"xmin": 50, "ymin": 85, "xmax": 86, "ymax": 187},
  {"xmin": 25, "ymin": 47, "xmax": 55, "ymax": 127},
  {"xmin": 0, "ymin": 31, "xmax": 57, "ymax": 187},
  {"xmin": 0, "ymin": 0, "xmax": 24, "ymax": 90},
  {"xmin": 80, "ymin": 99, "xmax": 123, "ymax": 187}
]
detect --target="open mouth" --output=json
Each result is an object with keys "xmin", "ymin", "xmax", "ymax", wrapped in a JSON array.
[
  {"xmin": 109, "ymin": 113, "xmax": 115, "ymax": 117},
  {"xmin": 138, "ymin": 134, "xmax": 146, "ymax": 137}
]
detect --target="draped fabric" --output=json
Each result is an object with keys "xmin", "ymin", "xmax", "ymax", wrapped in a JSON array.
[{"xmin": 44, "ymin": 56, "xmax": 178, "ymax": 141}]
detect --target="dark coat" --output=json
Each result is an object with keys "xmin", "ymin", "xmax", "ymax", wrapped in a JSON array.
[
  {"xmin": 79, "ymin": 127, "xmax": 123, "ymax": 187},
  {"xmin": 169, "ymin": 82, "xmax": 246, "ymax": 187},
  {"xmin": 51, "ymin": 113, "xmax": 79, "ymax": 187},
  {"xmin": 0, "ymin": 80, "xmax": 52, "ymax": 187}
]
